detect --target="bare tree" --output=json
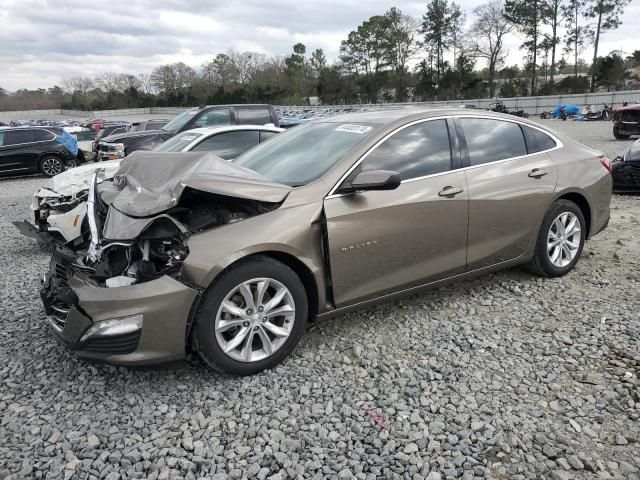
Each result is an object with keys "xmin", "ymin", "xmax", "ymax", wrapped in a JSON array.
[
  {"xmin": 96, "ymin": 72, "xmax": 119, "ymax": 92},
  {"xmin": 470, "ymin": 0, "xmax": 514, "ymax": 97},
  {"xmin": 61, "ymin": 76, "xmax": 95, "ymax": 95},
  {"xmin": 137, "ymin": 73, "xmax": 154, "ymax": 94}
]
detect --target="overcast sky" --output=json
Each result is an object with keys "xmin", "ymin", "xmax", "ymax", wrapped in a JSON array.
[{"xmin": 1, "ymin": 0, "xmax": 638, "ymax": 91}]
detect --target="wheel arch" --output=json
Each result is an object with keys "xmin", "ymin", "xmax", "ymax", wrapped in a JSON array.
[
  {"xmin": 555, "ymin": 191, "xmax": 592, "ymax": 238},
  {"xmin": 184, "ymin": 249, "xmax": 321, "ymax": 352}
]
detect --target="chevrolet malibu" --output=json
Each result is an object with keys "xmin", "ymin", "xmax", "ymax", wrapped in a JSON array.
[{"xmin": 41, "ymin": 109, "xmax": 612, "ymax": 375}]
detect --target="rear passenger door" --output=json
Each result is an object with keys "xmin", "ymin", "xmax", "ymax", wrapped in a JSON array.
[
  {"xmin": 459, "ymin": 117, "xmax": 558, "ymax": 270},
  {"xmin": 0, "ymin": 129, "xmax": 34, "ymax": 174},
  {"xmin": 190, "ymin": 130, "xmax": 260, "ymax": 159}
]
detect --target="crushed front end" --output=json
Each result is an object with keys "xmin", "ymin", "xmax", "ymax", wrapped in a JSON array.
[
  {"xmin": 40, "ymin": 175, "xmax": 199, "ymax": 364},
  {"xmin": 39, "ymin": 152, "xmax": 287, "ymax": 365}
]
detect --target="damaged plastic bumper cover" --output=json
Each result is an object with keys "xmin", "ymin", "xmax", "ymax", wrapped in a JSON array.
[{"xmin": 41, "ymin": 252, "xmax": 198, "ymax": 364}]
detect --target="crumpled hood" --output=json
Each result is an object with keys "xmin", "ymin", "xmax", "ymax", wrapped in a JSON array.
[
  {"xmin": 41, "ymin": 161, "xmax": 122, "ymax": 197},
  {"xmin": 107, "ymin": 151, "xmax": 292, "ymax": 217}
]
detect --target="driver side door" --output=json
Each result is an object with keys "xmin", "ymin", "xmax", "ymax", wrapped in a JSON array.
[{"xmin": 324, "ymin": 118, "xmax": 469, "ymax": 307}]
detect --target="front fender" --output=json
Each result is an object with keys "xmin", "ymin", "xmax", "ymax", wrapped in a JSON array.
[{"xmin": 181, "ymin": 202, "xmax": 326, "ymax": 290}]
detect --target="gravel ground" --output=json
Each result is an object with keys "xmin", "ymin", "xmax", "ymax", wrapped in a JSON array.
[{"xmin": 1, "ymin": 120, "xmax": 639, "ymax": 480}]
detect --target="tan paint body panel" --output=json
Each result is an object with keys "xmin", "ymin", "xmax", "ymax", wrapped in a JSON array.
[
  {"xmin": 67, "ymin": 109, "xmax": 612, "ymax": 364},
  {"xmin": 69, "ymin": 275, "xmax": 198, "ymax": 364},
  {"xmin": 324, "ymin": 171, "xmax": 468, "ymax": 306},
  {"xmin": 464, "ymin": 152, "xmax": 558, "ymax": 270}
]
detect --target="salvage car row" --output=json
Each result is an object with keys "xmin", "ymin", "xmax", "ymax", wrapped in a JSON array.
[{"xmin": 8, "ymin": 106, "xmax": 616, "ymax": 375}]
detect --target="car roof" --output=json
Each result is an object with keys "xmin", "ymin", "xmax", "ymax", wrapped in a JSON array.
[
  {"xmin": 319, "ymin": 107, "xmax": 475, "ymax": 124},
  {"xmin": 183, "ymin": 125, "xmax": 284, "ymax": 135}
]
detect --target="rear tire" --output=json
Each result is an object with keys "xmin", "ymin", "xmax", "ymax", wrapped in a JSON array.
[
  {"xmin": 39, "ymin": 155, "xmax": 65, "ymax": 177},
  {"xmin": 525, "ymin": 200, "xmax": 586, "ymax": 278},
  {"xmin": 613, "ymin": 126, "xmax": 630, "ymax": 139},
  {"xmin": 193, "ymin": 256, "xmax": 308, "ymax": 375}
]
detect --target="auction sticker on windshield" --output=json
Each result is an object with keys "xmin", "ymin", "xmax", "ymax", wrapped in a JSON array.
[{"xmin": 335, "ymin": 124, "xmax": 373, "ymax": 134}]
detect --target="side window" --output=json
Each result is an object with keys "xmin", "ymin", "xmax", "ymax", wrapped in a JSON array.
[
  {"xmin": 259, "ymin": 130, "xmax": 279, "ymax": 142},
  {"xmin": 146, "ymin": 122, "xmax": 165, "ymax": 130},
  {"xmin": 236, "ymin": 108, "xmax": 273, "ymax": 125},
  {"xmin": 460, "ymin": 118, "xmax": 527, "ymax": 165},
  {"xmin": 5, "ymin": 129, "xmax": 34, "ymax": 145},
  {"xmin": 32, "ymin": 129, "xmax": 55, "ymax": 142},
  {"xmin": 0, "ymin": 132, "xmax": 5, "ymax": 147},
  {"xmin": 522, "ymin": 125, "xmax": 556, "ymax": 153},
  {"xmin": 194, "ymin": 108, "xmax": 232, "ymax": 128},
  {"xmin": 359, "ymin": 120, "xmax": 452, "ymax": 181},
  {"xmin": 190, "ymin": 130, "xmax": 260, "ymax": 159}
]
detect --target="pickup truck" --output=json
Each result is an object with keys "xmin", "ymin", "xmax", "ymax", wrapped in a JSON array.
[{"xmin": 96, "ymin": 104, "xmax": 279, "ymax": 160}]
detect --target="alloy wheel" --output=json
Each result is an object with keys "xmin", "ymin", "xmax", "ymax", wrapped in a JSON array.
[
  {"xmin": 215, "ymin": 277, "xmax": 295, "ymax": 363},
  {"xmin": 41, "ymin": 157, "xmax": 64, "ymax": 176},
  {"xmin": 547, "ymin": 212, "xmax": 581, "ymax": 268}
]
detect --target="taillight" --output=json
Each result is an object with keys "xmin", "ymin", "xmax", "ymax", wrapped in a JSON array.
[{"xmin": 600, "ymin": 157, "xmax": 612, "ymax": 173}]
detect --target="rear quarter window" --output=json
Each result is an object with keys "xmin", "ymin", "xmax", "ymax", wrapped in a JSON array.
[
  {"xmin": 32, "ymin": 129, "xmax": 55, "ymax": 142},
  {"xmin": 522, "ymin": 125, "xmax": 557, "ymax": 153},
  {"xmin": 460, "ymin": 118, "xmax": 527, "ymax": 165}
]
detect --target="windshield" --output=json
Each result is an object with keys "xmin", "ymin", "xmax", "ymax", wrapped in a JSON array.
[
  {"xmin": 162, "ymin": 109, "xmax": 199, "ymax": 132},
  {"xmin": 154, "ymin": 132, "xmax": 203, "ymax": 152},
  {"xmin": 234, "ymin": 122, "xmax": 378, "ymax": 186}
]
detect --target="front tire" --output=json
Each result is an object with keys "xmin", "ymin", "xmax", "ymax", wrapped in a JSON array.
[
  {"xmin": 526, "ymin": 200, "xmax": 586, "ymax": 277},
  {"xmin": 39, "ymin": 155, "xmax": 65, "ymax": 177},
  {"xmin": 193, "ymin": 256, "xmax": 308, "ymax": 375}
]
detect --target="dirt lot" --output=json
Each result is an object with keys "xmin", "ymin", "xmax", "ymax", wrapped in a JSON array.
[{"xmin": 0, "ymin": 119, "xmax": 639, "ymax": 480}]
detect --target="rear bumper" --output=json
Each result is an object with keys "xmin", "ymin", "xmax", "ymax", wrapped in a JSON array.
[
  {"xmin": 614, "ymin": 122, "xmax": 640, "ymax": 135},
  {"xmin": 41, "ymin": 249, "xmax": 198, "ymax": 365},
  {"xmin": 612, "ymin": 162, "xmax": 640, "ymax": 192}
]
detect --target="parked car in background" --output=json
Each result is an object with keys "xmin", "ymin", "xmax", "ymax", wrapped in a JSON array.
[
  {"xmin": 73, "ymin": 129, "xmax": 97, "ymax": 162},
  {"xmin": 130, "ymin": 119, "xmax": 169, "ymax": 132},
  {"xmin": 15, "ymin": 125, "xmax": 284, "ymax": 245},
  {"xmin": 92, "ymin": 122, "xmax": 129, "ymax": 153},
  {"xmin": 611, "ymin": 139, "xmax": 640, "ymax": 191},
  {"xmin": 80, "ymin": 119, "xmax": 106, "ymax": 133},
  {"xmin": 0, "ymin": 127, "xmax": 79, "ymax": 177},
  {"xmin": 40, "ymin": 109, "xmax": 611, "ymax": 375},
  {"xmin": 96, "ymin": 104, "xmax": 279, "ymax": 160},
  {"xmin": 613, "ymin": 104, "xmax": 640, "ymax": 139}
]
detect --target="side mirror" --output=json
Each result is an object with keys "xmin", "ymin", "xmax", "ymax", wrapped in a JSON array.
[{"xmin": 338, "ymin": 169, "xmax": 401, "ymax": 194}]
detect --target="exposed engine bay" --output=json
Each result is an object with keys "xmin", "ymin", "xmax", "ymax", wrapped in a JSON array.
[
  {"xmin": 81, "ymin": 184, "xmax": 279, "ymax": 287},
  {"xmin": 43, "ymin": 151, "xmax": 288, "ymax": 292}
]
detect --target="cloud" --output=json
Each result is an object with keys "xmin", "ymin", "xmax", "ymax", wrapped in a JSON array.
[{"xmin": 0, "ymin": 0, "xmax": 638, "ymax": 91}]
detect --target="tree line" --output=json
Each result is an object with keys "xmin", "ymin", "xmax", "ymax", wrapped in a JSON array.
[{"xmin": 0, "ymin": 0, "xmax": 637, "ymax": 111}]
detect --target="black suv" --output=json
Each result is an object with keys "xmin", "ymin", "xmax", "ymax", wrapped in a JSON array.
[
  {"xmin": 97, "ymin": 105, "xmax": 279, "ymax": 160},
  {"xmin": 0, "ymin": 127, "xmax": 78, "ymax": 177}
]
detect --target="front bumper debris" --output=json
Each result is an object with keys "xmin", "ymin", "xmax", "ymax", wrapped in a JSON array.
[
  {"xmin": 41, "ymin": 247, "xmax": 198, "ymax": 364},
  {"xmin": 12, "ymin": 220, "xmax": 54, "ymax": 246}
]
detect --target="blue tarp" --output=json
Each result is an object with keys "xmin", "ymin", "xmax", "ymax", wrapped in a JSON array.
[
  {"xmin": 56, "ymin": 130, "xmax": 78, "ymax": 157},
  {"xmin": 552, "ymin": 104, "xmax": 580, "ymax": 118}
]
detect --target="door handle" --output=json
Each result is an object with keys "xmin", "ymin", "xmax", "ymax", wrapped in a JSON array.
[
  {"xmin": 528, "ymin": 168, "xmax": 549, "ymax": 178},
  {"xmin": 438, "ymin": 186, "xmax": 464, "ymax": 197}
]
